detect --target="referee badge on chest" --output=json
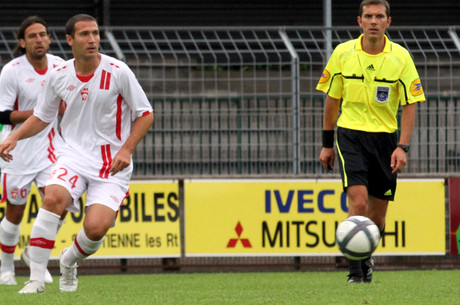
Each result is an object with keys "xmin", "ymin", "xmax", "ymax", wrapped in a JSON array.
[{"xmin": 375, "ymin": 86, "xmax": 390, "ymax": 103}]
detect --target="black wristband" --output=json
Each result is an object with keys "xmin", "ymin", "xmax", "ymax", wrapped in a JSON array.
[
  {"xmin": 322, "ymin": 130, "xmax": 334, "ymax": 148},
  {"xmin": 0, "ymin": 110, "xmax": 12, "ymax": 124}
]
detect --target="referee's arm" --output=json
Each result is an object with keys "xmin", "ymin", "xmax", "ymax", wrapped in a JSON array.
[
  {"xmin": 391, "ymin": 103, "xmax": 417, "ymax": 173},
  {"xmin": 398, "ymin": 103, "xmax": 416, "ymax": 145},
  {"xmin": 322, "ymin": 95, "xmax": 340, "ymax": 130},
  {"xmin": 319, "ymin": 95, "xmax": 341, "ymax": 172}
]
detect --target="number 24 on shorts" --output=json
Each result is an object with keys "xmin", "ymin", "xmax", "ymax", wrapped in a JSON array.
[{"xmin": 48, "ymin": 167, "xmax": 79, "ymax": 189}]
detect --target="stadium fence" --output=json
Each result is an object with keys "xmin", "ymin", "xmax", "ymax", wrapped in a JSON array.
[
  {"xmin": 1, "ymin": 25, "xmax": 459, "ymax": 178},
  {"xmin": 1, "ymin": 25, "xmax": 459, "ymax": 273}
]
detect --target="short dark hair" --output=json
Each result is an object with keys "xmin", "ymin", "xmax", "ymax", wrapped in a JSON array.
[
  {"xmin": 65, "ymin": 14, "xmax": 98, "ymax": 38},
  {"xmin": 359, "ymin": 0, "xmax": 390, "ymax": 18},
  {"xmin": 13, "ymin": 16, "xmax": 49, "ymax": 56}
]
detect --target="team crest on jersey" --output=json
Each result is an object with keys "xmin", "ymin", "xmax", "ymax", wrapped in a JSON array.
[
  {"xmin": 48, "ymin": 169, "xmax": 57, "ymax": 180},
  {"xmin": 410, "ymin": 78, "xmax": 424, "ymax": 96},
  {"xmin": 375, "ymin": 86, "xmax": 390, "ymax": 103},
  {"xmin": 11, "ymin": 188, "xmax": 19, "ymax": 199},
  {"xmin": 319, "ymin": 69, "xmax": 330, "ymax": 83},
  {"xmin": 81, "ymin": 88, "xmax": 89, "ymax": 101}
]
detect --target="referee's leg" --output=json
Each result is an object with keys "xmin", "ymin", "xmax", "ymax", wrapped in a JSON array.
[
  {"xmin": 346, "ymin": 185, "xmax": 368, "ymax": 216},
  {"xmin": 367, "ymin": 196, "xmax": 389, "ymax": 231},
  {"xmin": 344, "ymin": 185, "xmax": 368, "ymax": 282}
]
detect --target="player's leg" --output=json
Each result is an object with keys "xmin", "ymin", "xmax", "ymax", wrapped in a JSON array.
[
  {"xmin": 0, "ymin": 202, "xmax": 26, "ymax": 285},
  {"xmin": 0, "ymin": 173, "xmax": 32, "ymax": 285},
  {"xmin": 21, "ymin": 166, "xmax": 67, "ymax": 284},
  {"xmin": 61, "ymin": 204, "xmax": 115, "ymax": 264},
  {"xmin": 59, "ymin": 179, "xmax": 125, "ymax": 292},
  {"xmin": 18, "ymin": 184, "xmax": 73, "ymax": 293},
  {"xmin": 19, "ymin": 163, "xmax": 86, "ymax": 294},
  {"xmin": 59, "ymin": 205, "xmax": 116, "ymax": 292},
  {"xmin": 21, "ymin": 167, "xmax": 69, "ymax": 284},
  {"xmin": 37, "ymin": 176, "xmax": 69, "ymax": 232}
]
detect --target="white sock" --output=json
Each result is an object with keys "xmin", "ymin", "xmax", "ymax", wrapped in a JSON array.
[
  {"xmin": 29, "ymin": 208, "xmax": 60, "ymax": 283},
  {"xmin": 0, "ymin": 219, "xmax": 20, "ymax": 274},
  {"xmin": 62, "ymin": 229, "xmax": 104, "ymax": 267}
]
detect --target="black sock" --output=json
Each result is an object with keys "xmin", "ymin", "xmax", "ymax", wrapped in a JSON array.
[{"xmin": 349, "ymin": 259, "xmax": 363, "ymax": 277}]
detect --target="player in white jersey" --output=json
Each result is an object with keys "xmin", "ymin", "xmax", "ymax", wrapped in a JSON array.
[
  {"xmin": 0, "ymin": 16, "xmax": 66, "ymax": 286},
  {"xmin": 36, "ymin": 55, "xmax": 151, "ymax": 188},
  {"xmin": 0, "ymin": 14, "xmax": 154, "ymax": 294}
]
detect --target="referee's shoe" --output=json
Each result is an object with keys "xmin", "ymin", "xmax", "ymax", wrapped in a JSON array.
[
  {"xmin": 362, "ymin": 257, "xmax": 375, "ymax": 283},
  {"xmin": 347, "ymin": 276, "xmax": 363, "ymax": 283},
  {"xmin": 347, "ymin": 257, "xmax": 374, "ymax": 283}
]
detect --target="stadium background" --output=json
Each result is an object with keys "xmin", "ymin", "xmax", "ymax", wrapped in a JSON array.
[
  {"xmin": 0, "ymin": 0, "xmax": 459, "ymax": 274},
  {"xmin": 1, "ymin": 0, "xmax": 459, "ymax": 27}
]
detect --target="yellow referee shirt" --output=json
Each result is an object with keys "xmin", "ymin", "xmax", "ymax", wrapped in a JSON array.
[{"xmin": 316, "ymin": 34, "xmax": 425, "ymax": 133}]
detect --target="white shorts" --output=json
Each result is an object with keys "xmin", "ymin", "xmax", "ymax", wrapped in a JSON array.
[
  {"xmin": 0, "ymin": 166, "xmax": 51, "ymax": 205},
  {"xmin": 46, "ymin": 160, "xmax": 129, "ymax": 213}
]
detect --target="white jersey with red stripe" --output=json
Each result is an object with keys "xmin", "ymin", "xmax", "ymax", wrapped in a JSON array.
[
  {"xmin": 34, "ymin": 54, "xmax": 153, "ymax": 185},
  {"xmin": 0, "ymin": 54, "xmax": 64, "ymax": 175}
]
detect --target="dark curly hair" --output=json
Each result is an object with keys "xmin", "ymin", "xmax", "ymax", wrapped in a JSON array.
[{"xmin": 13, "ymin": 16, "xmax": 49, "ymax": 57}]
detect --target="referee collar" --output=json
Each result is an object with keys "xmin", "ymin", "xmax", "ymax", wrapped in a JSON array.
[{"xmin": 355, "ymin": 34, "xmax": 391, "ymax": 53}]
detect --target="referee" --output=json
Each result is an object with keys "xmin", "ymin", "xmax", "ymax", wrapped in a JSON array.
[{"xmin": 317, "ymin": 0, "xmax": 425, "ymax": 283}]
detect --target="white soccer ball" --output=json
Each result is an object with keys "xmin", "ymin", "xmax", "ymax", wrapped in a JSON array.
[{"xmin": 336, "ymin": 216, "xmax": 381, "ymax": 260}]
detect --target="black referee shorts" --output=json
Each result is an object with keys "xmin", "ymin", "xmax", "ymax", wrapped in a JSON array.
[{"xmin": 336, "ymin": 127, "xmax": 397, "ymax": 201}]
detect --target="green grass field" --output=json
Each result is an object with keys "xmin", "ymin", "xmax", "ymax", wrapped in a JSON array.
[{"xmin": 0, "ymin": 270, "xmax": 459, "ymax": 305}]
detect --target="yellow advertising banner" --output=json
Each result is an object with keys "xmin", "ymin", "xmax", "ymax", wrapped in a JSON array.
[
  {"xmin": 1, "ymin": 181, "xmax": 181, "ymax": 259},
  {"xmin": 184, "ymin": 179, "xmax": 445, "ymax": 256}
]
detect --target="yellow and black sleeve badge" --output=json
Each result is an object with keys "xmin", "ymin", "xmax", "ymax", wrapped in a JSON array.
[
  {"xmin": 410, "ymin": 78, "xmax": 424, "ymax": 96},
  {"xmin": 319, "ymin": 69, "xmax": 331, "ymax": 84}
]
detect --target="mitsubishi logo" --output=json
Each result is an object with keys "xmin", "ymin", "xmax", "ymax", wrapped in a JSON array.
[{"xmin": 227, "ymin": 222, "xmax": 252, "ymax": 248}]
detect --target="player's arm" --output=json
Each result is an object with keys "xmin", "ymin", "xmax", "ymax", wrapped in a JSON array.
[
  {"xmin": 0, "ymin": 109, "xmax": 34, "ymax": 125},
  {"xmin": 110, "ymin": 112, "xmax": 154, "ymax": 175},
  {"xmin": 391, "ymin": 102, "xmax": 417, "ymax": 173},
  {"xmin": 0, "ymin": 115, "xmax": 50, "ymax": 162},
  {"xmin": 58, "ymin": 100, "xmax": 66, "ymax": 118},
  {"xmin": 319, "ymin": 95, "xmax": 341, "ymax": 172},
  {"xmin": 0, "ymin": 78, "xmax": 33, "ymax": 124},
  {"xmin": 10, "ymin": 110, "xmax": 34, "ymax": 123}
]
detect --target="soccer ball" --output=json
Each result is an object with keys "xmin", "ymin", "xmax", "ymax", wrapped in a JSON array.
[{"xmin": 336, "ymin": 216, "xmax": 381, "ymax": 260}]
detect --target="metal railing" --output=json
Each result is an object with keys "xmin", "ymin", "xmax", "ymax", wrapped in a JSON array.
[{"xmin": 0, "ymin": 25, "xmax": 459, "ymax": 177}]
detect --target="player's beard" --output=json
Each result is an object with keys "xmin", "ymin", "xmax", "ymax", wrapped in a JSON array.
[{"xmin": 29, "ymin": 46, "xmax": 50, "ymax": 61}]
